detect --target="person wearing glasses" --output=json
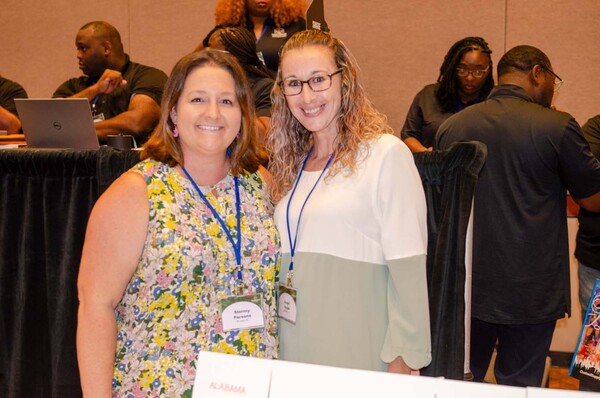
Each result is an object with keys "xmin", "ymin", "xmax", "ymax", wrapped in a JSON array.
[
  {"xmin": 267, "ymin": 29, "xmax": 431, "ymax": 373},
  {"xmin": 436, "ymin": 45, "xmax": 600, "ymax": 387},
  {"xmin": 401, "ymin": 37, "xmax": 494, "ymax": 153}
]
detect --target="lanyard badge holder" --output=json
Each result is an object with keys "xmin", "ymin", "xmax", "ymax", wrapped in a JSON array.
[
  {"xmin": 278, "ymin": 147, "xmax": 334, "ymax": 324},
  {"xmin": 91, "ymin": 95, "xmax": 105, "ymax": 122},
  {"xmin": 182, "ymin": 166, "xmax": 265, "ymax": 332}
]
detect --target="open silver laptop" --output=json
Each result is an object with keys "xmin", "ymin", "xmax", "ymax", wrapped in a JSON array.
[{"xmin": 14, "ymin": 98, "xmax": 100, "ymax": 149}]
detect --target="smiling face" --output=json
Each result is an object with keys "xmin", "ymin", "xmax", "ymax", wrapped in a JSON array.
[
  {"xmin": 456, "ymin": 50, "xmax": 490, "ymax": 102},
  {"xmin": 171, "ymin": 65, "xmax": 241, "ymax": 160},
  {"xmin": 279, "ymin": 45, "xmax": 342, "ymax": 138}
]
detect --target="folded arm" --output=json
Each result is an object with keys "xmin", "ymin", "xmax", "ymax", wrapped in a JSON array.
[{"xmin": 94, "ymin": 94, "xmax": 160, "ymax": 140}]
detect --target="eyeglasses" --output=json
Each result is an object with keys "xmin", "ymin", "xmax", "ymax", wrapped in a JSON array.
[
  {"xmin": 456, "ymin": 67, "xmax": 489, "ymax": 79},
  {"xmin": 280, "ymin": 69, "xmax": 343, "ymax": 96},
  {"xmin": 539, "ymin": 65, "xmax": 563, "ymax": 92}
]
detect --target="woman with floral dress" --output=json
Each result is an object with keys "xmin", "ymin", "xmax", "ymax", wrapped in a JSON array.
[{"xmin": 77, "ymin": 50, "xmax": 280, "ymax": 397}]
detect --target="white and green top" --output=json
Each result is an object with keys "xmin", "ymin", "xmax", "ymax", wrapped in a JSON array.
[{"xmin": 275, "ymin": 133, "xmax": 431, "ymax": 371}]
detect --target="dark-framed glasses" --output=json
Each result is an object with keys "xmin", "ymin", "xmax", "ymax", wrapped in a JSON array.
[
  {"xmin": 456, "ymin": 67, "xmax": 489, "ymax": 78},
  {"xmin": 280, "ymin": 68, "xmax": 343, "ymax": 96},
  {"xmin": 540, "ymin": 65, "xmax": 563, "ymax": 92}
]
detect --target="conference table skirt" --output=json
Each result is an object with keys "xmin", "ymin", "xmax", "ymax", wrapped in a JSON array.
[{"xmin": 0, "ymin": 147, "xmax": 140, "ymax": 398}]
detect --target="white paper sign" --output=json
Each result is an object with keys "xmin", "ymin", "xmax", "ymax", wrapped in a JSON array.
[
  {"xmin": 435, "ymin": 378, "xmax": 526, "ymax": 398},
  {"xmin": 527, "ymin": 386, "xmax": 600, "ymax": 397},
  {"xmin": 270, "ymin": 360, "xmax": 437, "ymax": 398},
  {"xmin": 192, "ymin": 351, "xmax": 272, "ymax": 398}
]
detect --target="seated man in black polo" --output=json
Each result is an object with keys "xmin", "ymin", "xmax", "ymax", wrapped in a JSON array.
[
  {"xmin": 53, "ymin": 21, "xmax": 167, "ymax": 144},
  {"xmin": 0, "ymin": 75, "xmax": 28, "ymax": 134}
]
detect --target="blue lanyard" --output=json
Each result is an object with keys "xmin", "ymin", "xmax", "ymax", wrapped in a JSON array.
[
  {"xmin": 256, "ymin": 23, "xmax": 269, "ymax": 44},
  {"xmin": 181, "ymin": 166, "xmax": 243, "ymax": 284},
  {"xmin": 89, "ymin": 76, "xmax": 100, "ymax": 116},
  {"xmin": 285, "ymin": 147, "xmax": 335, "ymax": 283},
  {"xmin": 91, "ymin": 96, "xmax": 100, "ymax": 116}
]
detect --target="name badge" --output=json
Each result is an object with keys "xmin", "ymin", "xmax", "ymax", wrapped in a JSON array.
[
  {"xmin": 277, "ymin": 284, "xmax": 297, "ymax": 324},
  {"xmin": 271, "ymin": 28, "xmax": 287, "ymax": 39},
  {"xmin": 221, "ymin": 293, "xmax": 265, "ymax": 332},
  {"xmin": 92, "ymin": 113, "xmax": 105, "ymax": 123}
]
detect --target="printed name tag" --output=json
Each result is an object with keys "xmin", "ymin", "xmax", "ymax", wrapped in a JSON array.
[
  {"xmin": 221, "ymin": 294, "xmax": 265, "ymax": 332},
  {"xmin": 278, "ymin": 284, "xmax": 297, "ymax": 324},
  {"xmin": 92, "ymin": 113, "xmax": 105, "ymax": 123},
  {"xmin": 271, "ymin": 28, "xmax": 287, "ymax": 39}
]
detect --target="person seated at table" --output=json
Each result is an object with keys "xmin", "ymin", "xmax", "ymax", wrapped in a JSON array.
[
  {"xmin": 77, "ymin": 50, "xmax": 280, "ymax": 396},
  {"xmin": 202, "ymin": 0, "xmax": 306, "ymax": 74},
  {"xmin": 53, "ymin": 21, "xmax": 167, "ymax": 144},
  {"xmin": 268, "ymin": 29, "xmax": 431, "ymax": 373},
  {"xmin": 401, "ymin": 37, "xmax": 494, "ymax": 153},
  {"xmin": 200, "ymin": 25, "xmax": 275, "ymax": 143},
  {"xmin": 0, "ymin": 75, "xmax": 28, "ymax": 134}
]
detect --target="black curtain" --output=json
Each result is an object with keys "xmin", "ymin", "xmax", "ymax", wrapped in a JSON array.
[
  {"xmin": 0, "ymin": 147, "xmax": 140, "ymax": 398},
  {"xmin": 413, "ymin": 141, "xmax": 487, "ymax": 380}
]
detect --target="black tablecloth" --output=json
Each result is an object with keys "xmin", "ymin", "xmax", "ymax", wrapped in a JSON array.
[
  {"xmin": 0, "ymin": 142, "xmax": 487, "ymax": 394},
  {"xmin": 414, "ymin": 141, "xmax": 487, "ymax": 379},
  {"xmin": 0, "ymin": 147, "xmax": 140, "ymax": 398}
]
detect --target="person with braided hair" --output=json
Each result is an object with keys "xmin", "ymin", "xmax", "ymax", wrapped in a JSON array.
[
  {"xmin": 205, "ymin": 0, "xmax": 306, "ymax": 74},
  {"xmin": 401, "ymin": 37, "xmax": 494, "ymax": 153}
]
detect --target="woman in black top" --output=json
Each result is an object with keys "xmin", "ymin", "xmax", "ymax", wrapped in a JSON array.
[
  {"xmin": 401, "ymin": 37, "xmax": 494, "ymax": 153},
  {"xmin": 201, "ymin": 0, "xmax": 306, "ymax": 74}
]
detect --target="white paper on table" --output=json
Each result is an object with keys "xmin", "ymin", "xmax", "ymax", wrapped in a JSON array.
[
  {"xmin": 192, "ymin": 351, "xmax": 273, "ymax": 398},
  {"xmin": 435, "ymin": 378, "xmax": 526, "ymax": 398},
  {"xmin": 270, "ymin": 359, "xmax": 437, "ymax": 398},
  {"xmin": 527, "ymin": 386, "xmax": 600, "ymax": 397}
]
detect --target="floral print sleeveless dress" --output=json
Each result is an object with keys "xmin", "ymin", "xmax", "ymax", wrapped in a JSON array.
[{"xmin": 112, "ymin": 159, "xmax": 280, "ymax": 397}]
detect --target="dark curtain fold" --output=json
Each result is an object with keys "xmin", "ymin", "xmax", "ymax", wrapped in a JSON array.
[
  {"xmin": 0, "ymin": 147, "xmax": 140, "ymax": 398},
  {"xmin": 413, "ymin": 141, "xmax": 487, "ymax": 380}
]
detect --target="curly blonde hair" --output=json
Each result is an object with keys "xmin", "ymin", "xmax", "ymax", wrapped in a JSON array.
[
  {"xmin": 267, "ymin": 30, "xmax": 392, "ymax": 201},
  {"xmin": 214, "ymin": 0, "xmax": 306, "ymax": 29}
]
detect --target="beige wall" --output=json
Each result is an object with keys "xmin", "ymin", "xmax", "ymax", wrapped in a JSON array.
[
  {"xmin": 2, "ymin": 0, "xmax": 597, "ymax": 352},
  {"xmin": 3, "ymin": 1, "xmax": 600, "ymax": 129}
]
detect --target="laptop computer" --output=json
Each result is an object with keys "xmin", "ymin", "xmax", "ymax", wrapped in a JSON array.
[{"xmin": 14, "ymin": 98, "xmax": 100, "ymax": 150}]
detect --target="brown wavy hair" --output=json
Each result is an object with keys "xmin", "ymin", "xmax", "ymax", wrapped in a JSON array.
[
  {"xmin": 267, "ymin": 30, "xmax": 392, "ymax": 201},
  {"xmin": 214, "ymin": 0, "xmax": 306, "ymax": 29},
  {"xmin": 142, "ymin": 50, "xmax": 265, "ymax": 175}
]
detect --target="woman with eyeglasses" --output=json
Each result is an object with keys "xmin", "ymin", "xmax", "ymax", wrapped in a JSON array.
[
  {"xmin": 267, "ymin": 29, "xmax": 431, "ymax": 373},
  {"xmin": 401, "ymin": 37, "xmax": 494, "ymax": 153}
]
